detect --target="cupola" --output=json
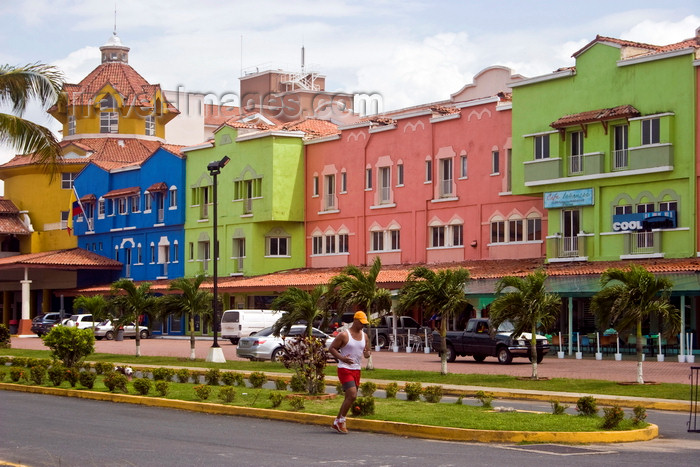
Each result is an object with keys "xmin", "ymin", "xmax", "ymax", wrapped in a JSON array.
[{"xmin": 100, "ymin": 32, "xmax": 129, "ymax": 64}]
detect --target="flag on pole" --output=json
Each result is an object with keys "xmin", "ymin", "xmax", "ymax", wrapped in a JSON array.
[{"xmin": 67, "ymin": 186, "xmax": 89, "ymax": 236}]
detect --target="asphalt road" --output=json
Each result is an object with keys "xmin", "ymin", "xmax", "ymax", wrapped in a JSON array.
[{"xmin": 2, "ymin": 391, "xmax": 700, "ymax": 467}]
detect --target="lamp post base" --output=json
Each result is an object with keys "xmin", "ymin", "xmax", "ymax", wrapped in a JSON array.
[{"xmin": 206, "ymin": 347, "xmax": 226, "ymax": 363}]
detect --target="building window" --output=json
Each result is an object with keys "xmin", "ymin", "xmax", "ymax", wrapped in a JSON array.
[
  {"xmin": 324, "ymin": 174, "xmax": 336, "ymax": 210},
  {"xmin": 137, "ymin": 244, "xmax": 143, "ymax": 264},
  {"xmin": 659, "ymin": 200, "xmax": 677, "ymax": 212},
  {"xmin": 197, "ymin": 186, "xmax": 210, "ymax": 220},
  {"xmin": 312, "ymin": 176, "xmax": 319, "ymax": 196},
  {"xmin": 390, "ymin": 230, "xmax": 400, "ymax": 250},
  {"xmin": 145, "ymin": 115, "xmax": 155, "ymax": 136},
  {"xmin": 614, "ymin": 204, "xmax": 632, "ymax": 215},
  {"xmin": 130, "ymin": 195, "xmax": 139, "ymax": 213},
  {"xmin": 365, "ymin": 168, "xmax": 373, "ymax": 189},
  {"xmin": 636, "ymin": 202, "xmax": 655, "ymax": 214},
  {"xmin": 570, "ymin": 131, "xmax": 583, "ymax": 174},
  {"xmin": 100, "ymin": 112, "xmax": 118, "ymax": 134},
  {"xmin": 150, "ymin": 243, "xmax": 156, "ymax": 263},
  {"xmin": 312, "ymin": 236, "xmax": 323, "ymax": 255},
  {"xmin": 371, "ymin": 231, "xmax": 384, "ymax": 251},
  {"xmin": 641, "ymin": 118, "xmax": 660, "ymax": 146},
  {"xmin": 169, "ymin": 187, "xmax": 177, "ymax": 209},
  {"xmin": 98, "ymin": 198, "xmax": 105, "ymax": 218},
  {"xmin": 431, "ymin": 226, "xmax": 445, "ymax": 247},
  {"xmin": 118, "ymin": 198, "xmax": 127, "ymax": 215},
  {"xmin": 534, "ymin": 135, "xmax": 549, "ymax": 160},
  {"xmin": 613, "ymin": 125, "xmax": 629, "ymax": 169},
  {"xmin": 340, "ymin": 172, "xmax": 347, "ymax": 193},
  {"xmin": 379, "ymin": 167, "xmax": 391, "ymax": 203},
  {"xmin": 397, "ymin": 163, "xmax": 404, "ymax": 186},
  {"xmin": 527, "ymin": 217, "xmax": 542, "ymax": 241},
  {"xmin": 267, "ymin": 237, "xmax": 289, "ymax": 256},
  {"xmin": 425, "ymin": 160, "xmax": 432, "ymax": 182},
  {"xmin": 460, "ymin": 155, "xmax": 468, "ymax": 178},
  {"xmin": 61, "ymin": 172, "xmax": 75, "ymax": 189},
  {"xmin": 338, "ymin": 234, "xmax": 349, "ymax": 253},
  {"xmin": 188, "ymin": 242, "xmax": 194, "ymax": 260},
  {"xmin": 233, "ymin": 238, "xmax": 245, "ymax": 271},
  {"xmin": 68, "ymin": 115, "xmax": 76, "ymax": 136},
  {"xmin": 508, "ymin": 219, "xmax": 524, "ymax": 242},
  {"xmin": 173, "ymin": 242, "xmax": 179, "ymax": 263},
  {"xmin": 452, "ymin": 224, "xmax": 463, "ymax": 246},
  {"xmin": 325, "ymin": 235, "xmax": 336, "ymax": 254},
  {"xmin": 439, "ymin": 158, "xmax": 453, "ymax": 197},
  {"xmin": 144, "ymin": 191, "xmax": 152, "ymax": 212},
  {"xmin": 490, "ymin": 220, "xmax": 505, "ymax": 243},
  {"xmin": 491, "ymin": 151, "xmax": 500, "ymax": 174}
]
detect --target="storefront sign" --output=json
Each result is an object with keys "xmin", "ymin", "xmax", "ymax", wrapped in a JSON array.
[
  {"xmin": 612, "ymin": 211, "xmax": 676, "ymax": 231},
  {"xmin": 544, "ymin": 189, "xmax": 594, "ymax": 208}
]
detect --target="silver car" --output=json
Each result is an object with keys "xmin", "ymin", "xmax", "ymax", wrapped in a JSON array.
[
  {"xmin": 94, "ymin": 320, "xmax": 150, "ymax": 340},
  {"xmin": 236, "ymin": 325, "xmax": 335, "ymax": 361}
]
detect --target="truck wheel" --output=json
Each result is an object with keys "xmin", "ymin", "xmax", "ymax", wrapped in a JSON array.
[
  {"xmin": 377, "ymin": 334, "xmax": 389, "ymax": 349},
  {"xmin": 105, "ymin": 331, "xmax": 114, "ymax": 340},
  {"xmin": 230, "ymin": 339, "xmax": 237, "ymax": 345},
  {"xmin": 536, "ymin": 352, "xmax": 544, "ymax": 364},
  {"xmin": 473, "ymin": 354, "xmax": 486, "ymax": 363},
  {"xmin": 446, "ymin": 344, "xmax": 456, "ymax": 362},
  {"xmin": 497, "ymin": 347, "xmax": 513, "ymax": 364}
]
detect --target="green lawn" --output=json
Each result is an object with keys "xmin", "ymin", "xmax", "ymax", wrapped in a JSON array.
[{"xmin": 0, "ymin": 348, "xmax": 688, "ymax": 401}]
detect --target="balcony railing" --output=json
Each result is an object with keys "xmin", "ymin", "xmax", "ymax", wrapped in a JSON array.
[
  {"xmin": 623, "ymin": 230, "xmax": 661, "ymax": 256},
  {"xmin": 324, "ymin": 194, "xmax": 336, "ymax": 211},
  {"xmin": 440, "ymin": 179, "xmax": 453, "ymax": 197},
  {"xmin": 570, "ymin": 154, "xmax": 582, "ymax": 174},
  {"xmin": 379, "ymin": 186, "xmax": 391, "ymax": 204},
  {"xmin": 613, "ymin": 148, "xmax": 629, "ymax": 170},
  {"xmin": 243, "ymin": 198, "xmax": 252, "ymax": 214},
  {"xmin": 547, "ymin": 233, "xmax": 587, "ymax": 260}
]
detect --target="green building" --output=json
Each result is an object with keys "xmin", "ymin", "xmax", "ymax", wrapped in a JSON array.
[{"xmin": 510, "ymin": 35, "xmax": 697, "ymax": 263}]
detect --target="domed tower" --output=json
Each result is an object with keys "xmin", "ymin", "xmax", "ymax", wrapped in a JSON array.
[{"xmin": 100, "ymin": 31, "xmax": 130, "ymax": 64}]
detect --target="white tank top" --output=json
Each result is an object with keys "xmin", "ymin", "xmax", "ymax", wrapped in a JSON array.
[{"xmin": 337, "ymin": 329, "xmax": 365, "ymax": 370}]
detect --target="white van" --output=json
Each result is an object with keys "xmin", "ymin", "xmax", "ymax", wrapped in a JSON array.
[{"xmin": 221, "ymin": 309, "xmax": 281, "ymax": 344}]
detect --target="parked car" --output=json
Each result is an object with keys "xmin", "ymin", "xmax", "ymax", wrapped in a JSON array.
[
  {"xmin": 30, "ymin": 312, "xmax": 66, "ymax": 336},
  {"xmin": 64, "ymin": 314, "xmax": 99, "ymax": 329},
  {"xmin": 93, "ymin": 320, "xmax": 150, "ymax": 340},
  {"xmin": 236, "ymin": 325, "xmax": 335, "ymax": 361}
]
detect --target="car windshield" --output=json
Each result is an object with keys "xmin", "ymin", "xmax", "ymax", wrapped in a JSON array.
[
  {"xmin": 69, "ymin": 315, "xmax": 79, "ymax": 320},
  {"xmin": 497, "ymin": 321, "xmax": 515, "ymax": 333},
  {"xmin": 254, "ymin": 327, "xmax": 275, "ymax": 337}
]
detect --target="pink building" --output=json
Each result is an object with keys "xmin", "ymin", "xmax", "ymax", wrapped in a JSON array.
[{"xmin": 305, "ymin": 67, "xmax": 546, "ymax": 269}]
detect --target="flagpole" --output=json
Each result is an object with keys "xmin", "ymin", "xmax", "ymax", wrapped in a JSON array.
[{"xmin": 72, "ymin": 186, "xmax": 91, "ymax": 232}]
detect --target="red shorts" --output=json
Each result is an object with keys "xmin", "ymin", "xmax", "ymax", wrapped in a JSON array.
[{"xmin": 337, "ymin": 368, "xmax": 361, "ymax": 389}]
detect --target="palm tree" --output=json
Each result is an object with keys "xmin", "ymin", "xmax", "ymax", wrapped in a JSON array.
[
  {"xmin": 110, "ymin": 279, "xmax": 159, "ymax": 357},
  {"xmin": 72, "ymin": 294, "xmax": 110, "ymax": 332},
  {"xmin": 591, "ymin": 266, "xmax": 680, "ymax": 384},
  {"xmin": 489, "ymin": 270, "xmax": 562, "ymax": 379},
  {"xmin": 397, "ymin": 266, "xmax": 470, "ymax": 375},
  {"xmin": 271, "ymin": 285, "xmax": 328, "ymax": 337},
  {"xmin": 162, "ymin": 274, "xmax": 212, "ymax": 360},
  {"xmin": 0, "ymin": 63, "xmax": 64, "ymax": 176},
  {"xmin": 329, "ymin": 257, "xmax": 392, "ymax": 369}
]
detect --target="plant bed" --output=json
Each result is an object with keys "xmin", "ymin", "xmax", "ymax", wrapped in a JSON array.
[{"xmin": 285, "ymin": 393, "xmax": 336, "ymax": 401}]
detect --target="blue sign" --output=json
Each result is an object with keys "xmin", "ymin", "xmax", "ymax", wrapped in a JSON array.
[
  {"xmin": 544, "ymin": 189, "xmax": 594, "ymax": 208},
  {"xmin": 612, "ymin": 211, "xmax": 676, "ymax": 231}
]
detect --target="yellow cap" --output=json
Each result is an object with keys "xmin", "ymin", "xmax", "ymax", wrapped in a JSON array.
[{"xmin": 353, "ymin": 311, "xmax": 369, "ymax": 324}]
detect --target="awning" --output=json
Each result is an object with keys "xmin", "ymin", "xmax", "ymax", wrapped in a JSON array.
[
  {"xmin": 551, "ymin": 105, "xmax": 640, "ymax": 129},
  {"xmin": 102, "ymin": 186, "xmax": 140, "ymax": 199},
  {"xmin": 79, "ymin": 194, "xmax": 96, "ymax": 203},
  {"xmin": 146, "ymin": 182, "xmax": 168, "ymax": 192}
]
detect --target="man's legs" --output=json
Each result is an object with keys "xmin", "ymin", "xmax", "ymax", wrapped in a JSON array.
[{"xmin": 337, "ymin": 384, "xmax": 357, "ymax": 419}]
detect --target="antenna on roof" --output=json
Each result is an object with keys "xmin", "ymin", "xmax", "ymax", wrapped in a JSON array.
[
  {"xmin": 301, "ymin": 45, "xmax": 305, "ymax": 74},
  {"xmin": 113, "ymin": 1, "xmax": 117, "ymax": 35}
]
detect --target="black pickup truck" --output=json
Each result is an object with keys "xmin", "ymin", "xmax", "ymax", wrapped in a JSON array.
[{"xmin": 432, "ymin": 318, "xmax": 550, "ymax": 364}]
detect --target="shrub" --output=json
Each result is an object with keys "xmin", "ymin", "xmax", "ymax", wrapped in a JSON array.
[
  {"xmin": 288, "ymin": 395, "xmax": 305, "ymax": 410},
  {"xmin": 455, "ymin": 396, "xmax": 463, "ymax": 405},
  {"xmin": 0, "ymin": 356, "xmax": 9, "ymax": 365},
  {"xmin": 269, "ymin": 392, "xmax": 284, "ymax": 408},
  {"xmin": 279, "ymin": 335, "xmax": 327, "ymax": 395},
  {"xmin": 103, "ymin": 372, "xmax": 128, "ymax": 393},
  {"xmin": 81, "ymin": 362, "xmax": 93, "ymax": 372},
  {"xmin": 601, "ymin": 405, "xmax": 625, "ymax": 429},
  {"xmin": 9, "ymin": 367, "xmax": 25, "ymax": 383},
  {"xmin": 632, "ymin": 406, "xmax": 647, "ymax": 426},
  {"xmin": 64, "ymin": 368, "xmax": 79, "ymax": 387},
  {"xmin": 133, "ymin": 378, "xmax": 152, "ymax": 396},
  {"xmin": 47, "ymin": 365, "xmax": 65, "ymax": 386},
  {"xmin": 351, "ymin": 396, "xmax": 375, "ymax": 416},
  {"xmin": 11, "ymin": 357, "xmax": 28, "ymax": 367},
  {"xmin": 550, "ymin": 400, "xmax": 568, "ymax": 415},
  {"xmin": 152, "ymin": 368, "xmax": 175, "ymax": 382},
  {"xmin": 0, "ymin": 370, "xmax": 5, "ymax": 382},
  {"xmin": 193, "ymin": 384, "xmax": 211, "ymax": 400},
  {"xmin": 274, "ymin": 379, "xmax": 288, "ymax": 391},
  {"xmin": 42, "ymin": 326, "xmax": 95, "ymax": 368},
  {"xmin": 204, "ymin": 368, "xmax": 221, "ymax": 386},
  {"xmin": 404, "ymin": 382, "xmax": 422, "ymax": 401},
  {"xmin": 94, "ymin": 362, "xmax": 114, "ymax": 375},
  {"xmin": 289, "ymin": 374, "xmax": 306, "ymax": 392},
  {"xmin": 422, "ymin": 385, "xmax": 443, "ymax": 403},
  {"xmin": 248, "ymin": 371, "xmax": 267, "ymax": 389},
  {"xmin": 155, "ymin": 381, "xmax": 169, "ymax": 397},
  {"xmin": 176, "ymin": 368, "xmax": 191, "ymax": 383},
  {"xmin": 26, "ymin": 358, "xmax": 41, "ymax": 368},
  {"xmin": 576, "ymin": 396, "xmax": 598, "ymax": 416},
  {"xmin": 475, "ymin": 390, "xmax": 493, "ymax": 408},
  {"xmin": 218, "ymin": 386, "xmax": 236, "ymax": 403},
  {"xmin": 384, "ymin": 382, "xmax": 399, "ymax": 399},
  {"xmin": 221, "ymin": 372, "xmax": 239, "ymax": 386},
  {"xmin": 79, "ymin": 371, "xmax": 97, "ymax": 389},
  {"xmin": 29, "ymin": 365, "xmax": 47, "ymax": 385},
  {"xmin": 0, "ymin": 323, "xmax": 10, "ymax": 348},
  {"xmin": 360, "ymin": 381, "xmax": 377, "ymax": 397}
]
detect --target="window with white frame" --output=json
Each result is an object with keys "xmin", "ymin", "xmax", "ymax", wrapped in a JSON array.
[
  {"xmin": 460, "ymin": 155, "xmax": 468, "ymax": 178},
  {"xmin": 137, "ymin": 244, "xmax": 143, "ymax": 264},
  {"xmin": 267, "ymin": 236, "xmax": 289, "ymax": 256},
  {"xmin": 340, "ymin": 171, "xmax": 347, "ymax": 193},
  {"xmin": 312, "ymin": 236, "xmax": 323, "ymax": 255},
  {"xmin": 534, "ymin": 135, "xmax": 550, "ymax": 160},
  {"xmin": 232, "ymin": 237, "xmax": 245, "ymax": 270},
  {"xmin": 143, "ymin": 191, "xmax": 152, "ymax": 212},
  {"xmin": 325, "ymin": 234, "xmax": 336, "ymax": 254},
  {"xmin": 150, "ymin": 243, "xmax": 156, "ymax": 263},
  {"xmin": 145, "ymin": 115, "xmax": 155, "ymax": 136},
  {"xmin": 370, "ymin": 231, "xmax": 384, "ymax": 251},
  {"xmin": 312, "ymin": 176, "xmax": 319, "ymax": 196},
  {"xmin": 390, "ymin": 229, "xmax": 400, "ymax": 250},
  {"xmin": 439, "ymin": 158, "xmax": 453, "ymax": 197},
  {"xmin": 490, "ymin": 219, "xmax": 505, "ymax": 243},
  {"xmin": 338, "ymin": 234, "xmax": 349, "ymax": 253},
  {"xmin": 430, "ymin": 224, "xmax": 462, "ymax": 248},
  {"xmin": 508, "ymin": 218, "xmax": 524, "ymax": 242},
  {"xmin": 61, "ymin": 172, "xmax": 75, "ymax": 189},
  {"xmin": 614, "ymin": 204, "xmax": 632, "ymax": 215},
  {"xmin": 188, "ymin": 242, "xmax": 194, "ymax": 260},
  {"xmin": 425, "ymin": 159, "xmax": 432, "ymax": 182},
  {"xmin": 641, "ymin": 118, "xmax": 660, "ymax": 146},
  {"xmin": 453, "ymin": 224, "xmax": 463, "ymax": 246},
  {"xmin": 118, "ymin": 197, "xmax": 127, "ymax": 215},
  {"xmin": 397, "ymin": 163, "xmax": 404, "ymax": 186},
  {"xmin": 379, "ymin": 166, "xmax": 391, "ymax": 203},
  {"xmin": 130, "ymin": 195, "xmax": 139, "ymax": 213},
  {"xmin": 68, "ymin": 115, "xmax": 76, "ymax": 136},
  {"xmin": 365, "ymin": 168, "xmax": 372, "ymax": 189},
  {"xmin": 527, "ymin": 217, "xmax": 542, "ymax": 241},
  {"xmin": 169, "ymin": 187, "xmax": 177, "ymax": 209},
  {"xmin": 570, "ymin": 131, "xmax": 584, "ymax": 174},
  {"xmin": 431, "ymin": 226, "xmax": 445, "ymax": 247},
  {"xmin": 659, "ymin": 200, "xmax": 677, "ymax": 212},
  {"xmin": 324, "ymin": 174, "xmax": 336, "ymax": 210},
  {"xmin": 98, "ymin": 198, "xmax": 105, "ymax": 218},
  {"xmin": 491, "ymin": 150, "xmax": 500, "ymax": 174},
  {"xmin": 636, "ymin": 202, "xmax": 655, "ymax": 214}
]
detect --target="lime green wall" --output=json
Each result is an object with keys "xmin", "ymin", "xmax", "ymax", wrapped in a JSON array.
[
  {"xmin": 184, "ymin": 126, "xmax": 306, "ymax": 277},
  {"xmin": 512, "ymin": 43, "xmax": 697, "ymax": 261}
]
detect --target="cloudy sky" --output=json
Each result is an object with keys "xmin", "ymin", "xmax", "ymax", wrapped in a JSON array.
[{"xmin": 0, "ymin": 0, "xmax": 698, "ymax": 171}]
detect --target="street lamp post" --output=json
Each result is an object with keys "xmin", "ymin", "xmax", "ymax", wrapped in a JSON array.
[{"xmin": 205, "ymin": 155, "xmax": 230, "ymax": 363}]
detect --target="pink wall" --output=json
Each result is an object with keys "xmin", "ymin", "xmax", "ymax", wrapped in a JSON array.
[{"xmin": 305, "ymin": 68, "xmax": 545, "ymax": 268}]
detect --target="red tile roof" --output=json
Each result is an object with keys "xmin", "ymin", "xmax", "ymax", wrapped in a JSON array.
[
  {"xmin": 0, "ymin": 198, "xmax": 32, "ymax": 235},
  {"xmin": 204, "ymin": 104, "xmax": 241, "ymax": 126},
  {"xmin": 551, "ymin": 105, "xmax": 640, "ymax": 129},
  {"xmin": 102, "ymin": 186, "xmax": 140, "ymax": 198},
  {"xmin": 281, "ymin": 118, "xmax": 340, "ymax": 138},
  {"xmin": 0, "ymin": 248, "xmax": 122, "ymax": 270},
  {"xmin": 146, "ymin": 182, "xmax": 168, "ymax": 192},
  {"xmin": 0, "ymin": 198, "xmax": 20, "ymax": 214},
  {"xmin": 573, "ymin": 34, "xmax": 700, "ymax": 59}
]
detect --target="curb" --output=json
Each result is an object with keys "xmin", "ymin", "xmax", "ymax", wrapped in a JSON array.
[{"xmin": 0, "ymin": 382, "xmax": 658, "ymax": 444}]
